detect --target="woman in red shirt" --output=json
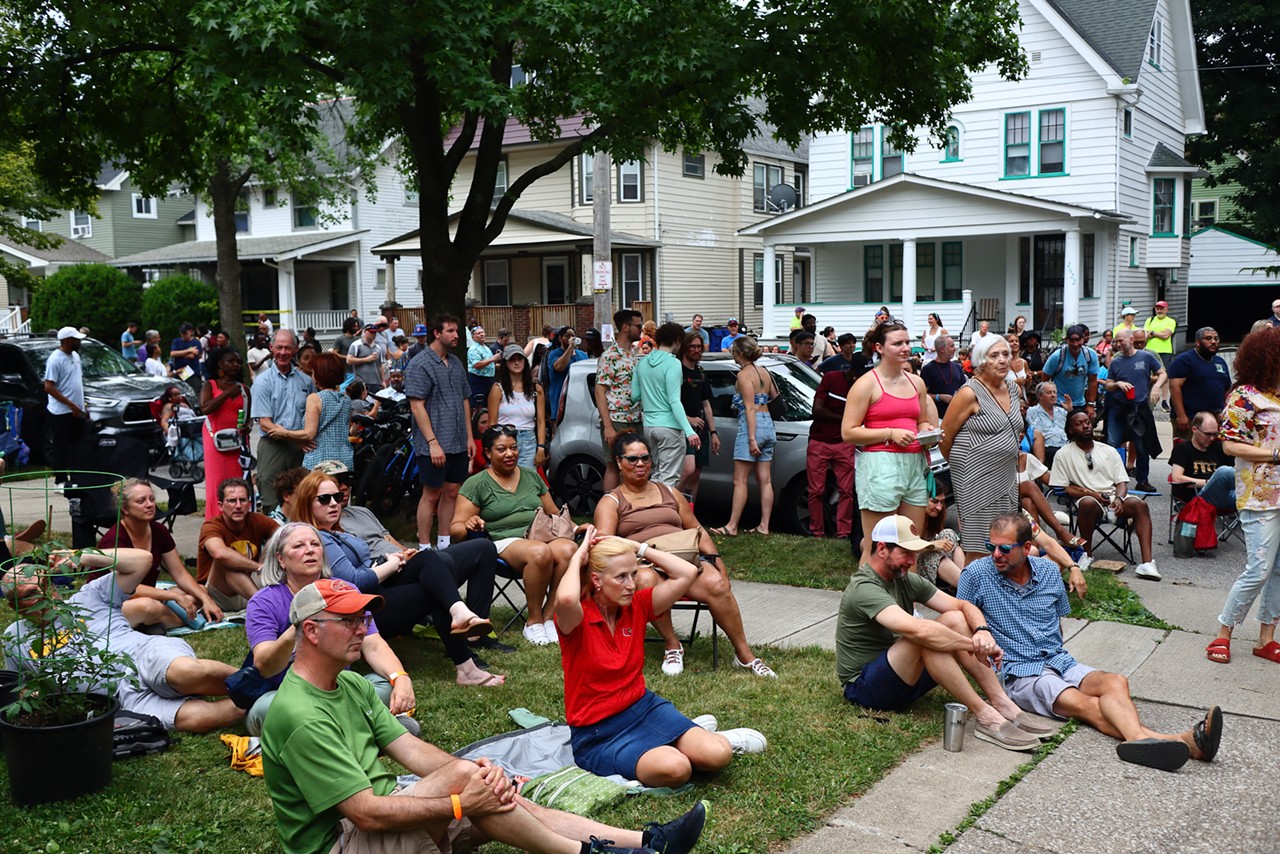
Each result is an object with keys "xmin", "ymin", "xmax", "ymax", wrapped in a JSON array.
[{"xmin": 554, "ymin": 527, "xmax": 766, "ymax": 786}]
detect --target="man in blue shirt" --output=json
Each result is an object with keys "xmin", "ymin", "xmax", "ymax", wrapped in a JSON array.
[
  {"xmin": 544, "ymin": 326, "xmax": 586, "ymax": 421},
  {"xmin": 170, "ymin": 322, "xmax": 204, "ymax": 393},
  {"xmin": 1040, "ymin": 325, "xmax": 1098, "ymax": 417},
  {"xmin": 1167, "ymin": 326, "xmax": 1231, "ymax": 441},
  {"xmin": 959, "ymin": 513, "xmax": 1223, "ymax": 772},
  {"xmin": 818, "ymin": 333, "xmax": 858, "ymax": 373},
  {"xmin": 718, "ymin": 318, "xmax": 744, "ymax": 351},
  {"xmin": 250, "ymin": 330, "xmax": 316, "ymax": 511}
]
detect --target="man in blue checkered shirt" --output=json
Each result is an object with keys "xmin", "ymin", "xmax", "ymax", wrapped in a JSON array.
[{"xmin": 958, "ymin": 512, "xmax": 1223, "ymax": 772}]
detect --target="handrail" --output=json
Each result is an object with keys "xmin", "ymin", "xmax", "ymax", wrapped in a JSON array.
[{"xmin": 958, "ymin": 302, "xmax": 977, "ymax": 342}]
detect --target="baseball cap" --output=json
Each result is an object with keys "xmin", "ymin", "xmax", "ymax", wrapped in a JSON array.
[
  {"xmin": 56, "ymin": 326, "xmax": 86, "ymax": 341},
  {"xmin": 870, "ymin": 515, "xmax": 938, "ymax": 552},
  {"xmin": 795, "ymin": 307, "xmax": 805, "ymax": 314},
  {"xmin": 313, "ymin": 460, "xmax": 350, "ymax": 477},
  {"xmin": 727, "ymin": 318, "xmax": 739, "ymax": 326},
  {"xmin": 584, "ymin": 328, "xmax": 601, "ymax": 340},
  {"xmin": 1120, "ymin": 305, "xmax": 1136, "ymax": 316},
  {"xmin": 364, "ymin": 322, "xmax": 379, "ymax": 331},
  {"xmin": 1154, "ymin": 300, "xmax": 1168, "ymax": 308},
  {"xmin": 412, "ymin": 323, "xmax": 428, "ymax": 337},
  {"xmin": 553, "ymin": 325, "xmax": 571, "ymax": 337},
  {"xmin": 501, "ymin": 344, "xmax": 525, "ymax": 361},
  {"xmin": 290, "ymin": 578, "xmax": 383, "ymax": 625}
]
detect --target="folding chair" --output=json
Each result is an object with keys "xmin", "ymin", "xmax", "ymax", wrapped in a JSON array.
[
  {"xmin": 1052, "ymin": 486, "xmax": 1139, "ymax": 564},
  {"xmin": 648, "ymin": 599, "xmax": 719, "ymax": 669},
  {"xmin": 492, "ymin": 559, "xmax": 527, "ymax": 632}
]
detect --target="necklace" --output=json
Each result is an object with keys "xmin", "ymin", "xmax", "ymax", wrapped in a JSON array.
[{"xmin": 621, "ymin": 481, "xmax": 653, "ymax": 501}]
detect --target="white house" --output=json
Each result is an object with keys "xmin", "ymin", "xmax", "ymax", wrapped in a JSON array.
[
  {"xmin": 741, "ymin": 0, "xmax": 1204, "ymax": 344},
  {"xmin": 1188, "ymin": 226, "xmax": 1280, "ymax": 337}
]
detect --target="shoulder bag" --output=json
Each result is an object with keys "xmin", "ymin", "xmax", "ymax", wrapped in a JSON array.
[{"xmin": 526, "ymin": 505, "xmax": 576, "ymax": 543}]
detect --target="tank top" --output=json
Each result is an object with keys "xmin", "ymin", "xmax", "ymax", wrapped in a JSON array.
[
  {"xmin": 922, "ymin": 329, "xmax": 941, "ymax": 363},
  {"xmin": 495, "ymin": 386, "xmax": 537, "ymax": 431},
  {"xmin": 861, "ymin": 370, "xmax": 922, "ymax": 453},
  {"xmin": 607, "ymin": 483, "xmax": 685, "ymax": 540}
]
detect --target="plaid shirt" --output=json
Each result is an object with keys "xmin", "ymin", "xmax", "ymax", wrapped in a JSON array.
[
  {"xmin": 405, "ymin": 347, "xmax": 469, "ymax": 454},
  {"xmin": 957, "ymin": 555, "xmax": 1076, "ymax": 679}
]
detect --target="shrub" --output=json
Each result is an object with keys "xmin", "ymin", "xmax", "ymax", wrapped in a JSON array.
[
  {"xmin": 140, "ymin": 275, "xmax": 219, "ymax": 345},
  {"xmin": 29, "ymin": 264, "xmax": 141, "ymax": 342}
]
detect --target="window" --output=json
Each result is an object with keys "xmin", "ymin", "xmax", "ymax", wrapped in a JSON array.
[
  {"xmin": 483, "ymin": 259, "xmax": 510, "ymax": 306},
  {"xmin": 889, "ymin": 245, "xmax": 904, "ymax": 301},
  {"xmin": 1148, "ymin": 20, "xmax": 1162, "ymax": 67},
  {"xmin": 618, "ymin": 160, "xmax": 642, "ymax": 203},
  {"xmin": 21, "ymin": 217, "xmax": 41, "ymax": 232},
  {"xmin": 620, "ymin": 253, "xmax": 644, "ymax": 306},
  {"xmin": 851, "ymin": 128, "xmax": 875, "ymax": 187},
  {"xmin": 916, "ymin": 243, "xmax": 936, "ymax": 301},
  {"xmin": 683, "ymin": 152, "xmax": 705, "ymax": 178},
  {"xmin": 864, "ymin": 245, "xmax": 884, "ymax": 302},
  {"xmin": 942, "ymin": 242, "xmax": 963, "ymax": 301},
  {"xmin": 579, "ymin": 154, "xmax": 593, "ymax": 204},
  {"xmin": 751, "ymin": 253, "xmax": 783, "ymax": 307},
  {"xmin": 1018, "ymin": 236, "xmax": 1031, "ymax": 303},
  {"xmin": 264, "ymin": 188, "xmax": 278, "ymax": 207},
  {"xmin": 774, "ymin": 254, "xmax": 786, "ymax": 305},
  {"xmin": 1039, "ymin": 109, "xmax": 1065, "ymax": 174},
  {"xmin": 1182, "ymin": 178, "xmax": 1193, "ymax": 237},
  {"xmin": 943, "ymin": 126, "xmax": 961, "ymax": 162},
  {"xmin": 791, "ymin": 169, "xmax": 806, "ymax": 207},
  {"xmin": 1192, "ymin": 199, "xmax": 1217, "ymax": 229},
  {"xmin": 1082, "ymin": 233, "xmax": 1095, "ymax": 298},
  {"xmin": 1129, "ymin": 236, "xmax": 1139, "ymax": 267},
  {"xmin": 1152, "ymin": 179, "xmax": 1175, "ymax": 235},
  {"xmin": 235, "ymin": 188, "xmax": 250, "ymax": 233},
  {"xmin": 494, "ymin": 158, "xmax": 509, "ymax": 198},
  {"xmin": 753, "ymin": 163, "xmax": 783, "ymax": 212},
  {"xmin": 71, "ymin": 210, "xmax": 92, "ymax": 239},
  {"xmin": 510, "ymin": 64, "xmax": 535, "ymax": 87},
  {"xmin": 881, "ymin": 134, "xmax": 904, "ymax": 178},
  {"xmin": 544, "ymin": 257, "xmax": 570, "ymax": 304},
  {"xmin": 131, "ymin": 194, "xmax": 157, "ymax": 218},
  {"xmin": 293, "ymin": 193, "xmax": 318, "ymax": 230},
  {"xmin": 1123, "ymin": 108, "xmax": 1133, "ymax": 139},
  {"xmin": 403, "ymin": 182, "xmax": 419, "ymax": 206},
  {"xmin": 375, "ymin": 268, "xmax": 386, "ymax": 290},
  {"xmin": 1005, "ymin": 113, "xmax": 1031, "ymax": 177}
]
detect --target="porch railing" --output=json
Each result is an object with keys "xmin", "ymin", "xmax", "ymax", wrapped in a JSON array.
[
  {"xmin": 0, "ymin": 306, "xmax": 30, "ymax": 336},
  {"xmin": 528, "ymin": 305, "xmax": 575, "ymax": 334},
  {"xmin": 294, "ymin": 309, "xmax": 351, "ymax": 333}
]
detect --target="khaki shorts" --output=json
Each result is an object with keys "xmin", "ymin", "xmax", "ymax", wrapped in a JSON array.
[
  {"xmin": 330, "ymin": 784, "xmax": 473, "ymax": 854},
  {"xmin": 205, "ymin": 582, "xmax": 248, "ymax": 613}
]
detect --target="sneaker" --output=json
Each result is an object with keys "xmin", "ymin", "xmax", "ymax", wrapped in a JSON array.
[
  {"xmin": 691, "ymin": 714, "xmax": 718, "ymax": 732},
  {"xmin": 587, "ymin": 837, "xmax": 657, "ymax": 854},
  {"xmin": 543, "ymin": 619, "xmax": 558, "ymax": 642},
  {"xmin": 522, "ymin": 622, "xmax": 549, "ymax": 645},
  {"xmin": 1135, "ymin": 561, "xmax": 1162, "ymax": 581},
  {"xmin": 1053, "ymin": 510, "xmax": 1071, "ymax": 526},
  {"xmin": 720, "ymin": 727, "xmax": 767, "ymax": 754},
  {"xmin": 1134, "ymin": 482, "xmax": 1158, "ymax": 494},
  {"xmin": 396, "ymin": 713, "xmax": 421, "ymax": 738},
  {"xmin": 1076, "ymin": 554, "xmax": 1093, "ymax": 571},
  {"xmin": 974, "ymin": 720, "xmax": 1040, "ymax": 752},
  {"xmin": 661, "ymin": 646, "xmax": 684, "ymax": 677},
  {"xmin": 734, "ymin": 657, "xmax": 778, "ymax": 678},
  {"xmin": 644, "ymin": 801, "xmax": 706, "ymax": 854}
]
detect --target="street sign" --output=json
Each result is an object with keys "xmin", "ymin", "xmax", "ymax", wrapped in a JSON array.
[{"xmin": 593, "ymin": 260, "xmax": 613, "ymax": 291}]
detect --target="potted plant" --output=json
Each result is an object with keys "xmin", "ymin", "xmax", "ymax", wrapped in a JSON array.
[{"xmin": 0, "ymin": 546, "xmax": 137, "ymax": 806}]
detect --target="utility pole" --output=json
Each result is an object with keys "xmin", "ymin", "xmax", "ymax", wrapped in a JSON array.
[{"xmin": 592, "ymin": 150, "xmax": 612, "ymax": 337}]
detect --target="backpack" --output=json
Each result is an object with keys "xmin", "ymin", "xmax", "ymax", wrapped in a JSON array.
[
  {"xmin": 1173, "ymin": 496, "xmax": 1218, "ymax": 557},
  {"xmin": 113, "ymin": 710, "xmax": 171, "ymax": 760}
]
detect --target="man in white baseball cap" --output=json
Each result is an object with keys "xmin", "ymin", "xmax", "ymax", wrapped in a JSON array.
[
  {"xmin": 45, "ymin": 326, "xmax": 88, "ymax": 483},
  {"xmin": 834, "ymin": 515, "xmax": 1047, "ymax": 751}
]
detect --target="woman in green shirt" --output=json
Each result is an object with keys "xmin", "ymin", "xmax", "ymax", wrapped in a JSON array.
[{"xmin": 452, "ymin": 425, "xmax": 582, "ymax": 647}]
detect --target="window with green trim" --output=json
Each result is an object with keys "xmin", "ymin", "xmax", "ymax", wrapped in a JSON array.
[
  {"xmin": 1039, "ymin": 109, "xmax": 1065, "ymax": 173},
  {"xmin": 1018, "ymin": 237, "xmax": 1031, "ymax": 303},
  {"xmin": 882, "ymin": 134, "xmax": 904, "ymax": 178},
  {"xmin": 1129, "ymin": 236, "xmax": 1139, "ymax": 267},
  {"xmin": 1148, "ymin": 20, "xmax": 1162, "ymax": 67},
  {"xmin": 865, "ymin": 245, "xmax": 884, "ymax": 302},
  {"xmin": 1082, "ymin": 234, "xmax": 1095, "ymax": 298},
  {"xmin": 917, "ymin": 243, "xmax": 936, "ymax": 301},
  {"xmin": 1153, "ymin": 179, "xmax": 1175, "ymax": 235},
  {"xmin": 942, "ymin": 242, "xmax": 962, "ymax": 301},
  {"xmin": 1181, "ymin": 178, "xmax": 1193, "ymax": 236},
  {"xmin": 943, "ymin": 126, "xmax": 960, "ymax": 161},
  {"xmin": 852, "ymin": 128, "xmax": 874, "ymax": 187},
  {"xmin": 889, "ymin": 245, "xmax": 904, "ymax": 301},
  {"xmin": 1005, "ymin": 113, "xmax": 1031, "ymax": 177}
]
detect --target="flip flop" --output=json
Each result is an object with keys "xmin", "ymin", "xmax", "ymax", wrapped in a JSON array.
[
  {"xmin": 1065, "ymin": 535, "xmax": 1087, "ymax": 549},
  {"xmin": 709, "ymin": 526, "xmax": 737, "ymax": 537},
  {"xmin": 472, "ymin": 673, "xmax": 505, "ymax": 687},
  {"xmin": 1205, "ymin": 637, "xmax": 1231, "ymax": 664},
  {"xmin": 451, "ymin": 616, "xmax": 494, "ymax": 638},
  {"xmin": 1192, "ymin": 705, "xmax": 1223, "ymax": 762},
  {"xmin": 1252, "ymin": 640, "xmax": 1280, "ymax": 663},
  {"xmin": 1115, "ymin": 738, "xmax": 1190, "ymax": 772}
]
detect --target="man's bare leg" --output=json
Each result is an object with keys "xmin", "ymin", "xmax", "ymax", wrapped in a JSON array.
[{"xmin": 1052, "ymin": 671, "xmax": 1204, "ymax": 757}]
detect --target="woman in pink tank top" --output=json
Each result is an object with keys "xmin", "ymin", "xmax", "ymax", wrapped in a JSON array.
[{"xmin": 842, "ymin": 319, "xmax": 937, "ymax": 564}]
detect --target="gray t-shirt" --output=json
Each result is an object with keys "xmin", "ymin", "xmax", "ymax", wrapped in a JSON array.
[
  {"xmin": 43, "ymin": 348, "xmax": 84, "ymax": 415},
  {"xmin": 350, "ymin": 340, "xmax": 385, "ymax": 388},
  {"xmin": 340, "ymin": 505, "xmax": 398, "ymax": 560},
  {"xmin": 2, "ymin": 575, "xmax": 138, "ymax": 685}
]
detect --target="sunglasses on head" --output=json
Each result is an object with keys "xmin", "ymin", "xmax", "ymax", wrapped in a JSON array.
[
  {"xmin": 984, "ymin": 541, "xmax": 1018, "ymax": 555},
  {"xmin": 484, "ymin": 424, "xmax": 519, "ymax": 437},
  {"xmin": 619, "ymin": 453, "xmax": 651, "ymax": 464},
  {"xmin": 315, "ymin": 492, "xmax": 342, "ymax": 505}
]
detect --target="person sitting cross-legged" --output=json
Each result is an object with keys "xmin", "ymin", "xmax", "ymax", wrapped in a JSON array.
[
  {"xmin": 835, "ymin": 515, "xmax": 1047, "ymax": 752},
  {"xmin": 1048, "ymin": 410, "xmax": 1161, "ymax": 581},
  {"xmin": 261, "ymin": 577, "xmax": 708, "ymax": 854},
  {"xmin": 1169, "ymin": 411, "xmax": 1236, "ymax": 513},
  {"xmin": 197, "ymin": 477, "xmax": 279, "ymax": 611},
  {"xmin": 958, "ymin": 513, "xmax": 1223, "ymax": 772}
]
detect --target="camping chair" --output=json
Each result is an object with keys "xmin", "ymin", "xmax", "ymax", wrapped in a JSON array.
[
  {"xmin": 1167, "ymin": 473, "xmax": 1241, "ymax": 546},
  {"xmin": 492, "ymin": 559, "xmax": 527, "ymax": 632}
]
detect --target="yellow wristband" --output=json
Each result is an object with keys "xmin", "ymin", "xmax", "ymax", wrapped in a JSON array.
[
  {"xmin": 451, "ymin": 794, "xmax": 463, "ymax": 820},
  {"xmin": 388, "ymin": 671, "xmax": 408, "ymax": 684}
]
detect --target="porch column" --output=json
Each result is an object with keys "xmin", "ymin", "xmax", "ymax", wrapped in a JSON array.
[
  {"xmin": 276, "ymin": 259, "xmax": 296, "ymax": 331},
  {"xmin": 383, "ymin": 255, "xmax": 399, "ymax": 310},
  {"xmin": 763, "ymin": 242, "xmax": 776, "ymax": 335},
  {"xmin": 901, "ymin": 238, "xmax": 917, "ymax": 332},
  {"xmin": 1063, "ymin": 227, "xmax": 1081, "ymax": 326}
]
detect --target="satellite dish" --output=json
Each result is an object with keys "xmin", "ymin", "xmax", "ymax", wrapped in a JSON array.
[{"xmin": 767, "ymin": 183, "xmax": 799, "ymax": 213}]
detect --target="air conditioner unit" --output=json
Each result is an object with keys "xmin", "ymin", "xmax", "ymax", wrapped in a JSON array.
[
  {"xmin": 852, "ymin": 173, "xmax": 872, "ymax": 188},
  {"xmin": 71, "ymin": 224, "xmax": 91, "ymax": 239}
]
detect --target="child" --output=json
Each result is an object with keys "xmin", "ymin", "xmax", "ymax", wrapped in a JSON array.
[
  {"xmin": 958, "ymin": 347, "xmax": 973, "ymax": 376},
  {"xmin": 346, "ymin": 379, "xmax": 380, "ymax": 435}
]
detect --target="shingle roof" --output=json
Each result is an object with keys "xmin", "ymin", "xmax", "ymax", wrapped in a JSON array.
[
  {"xmin": 111, "ymin": 231, "xmax": 366, "ymax": 266},
  {"xmin": 1047, "ymin": 0, "xmax": 1157, "ymax": 80},
  {"xmin": 0, "ymin": 237, "xmax": 112, "ymax": 264},
  {"xmin": 742, "ymin": 97, "xmax": 808, "ymax": 163},
  {"xmin": 1146, "ymin": 142, "xmax": 1197, "ymax": 170},
  {"xmin": 95, "ymin": 162, "xmax": 127, "ymax": 189}
]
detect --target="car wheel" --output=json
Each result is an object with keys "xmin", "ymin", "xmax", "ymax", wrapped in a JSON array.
[
  {"xmin": 780, "ymin": 472, "xmax": 854, "ymax": 538},
  {"xmin": 553, "ymin": 455, "xmax": 604, "ymax": 518}
]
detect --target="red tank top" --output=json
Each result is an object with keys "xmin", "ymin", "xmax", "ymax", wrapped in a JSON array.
[{"xmin": 862, "ymin": 371, "xmax": 922, "ymax": 453}]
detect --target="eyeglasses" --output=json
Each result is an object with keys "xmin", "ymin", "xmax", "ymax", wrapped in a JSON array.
[
  {"xmin": 1194, "ymin": 426, "xmax": 1219, "ymax": 438},
  {"xmin": 310, "ymin": 613, "xmax": 374, "ymax": 630},
  {"xmin": 377, "ymin": 323, "xmax": 389, "ymax": 329},
  {"xmin": 221, "ymin": 497, "xmax": 250, "ymax": 505},
  {"xmin": 484, "ymin": 424, "xmax": 519, "ymax": 435},
  {"xmin": 984, "ymin": 541, "xmax": 1017, "ymax": 555},
  {"xmin": 619, "ymin": 453, "xmax": 652, "ymax": 464},
  {"xmin": 315, "ymin": 493, "xmax": 341, "ymax": 506}
]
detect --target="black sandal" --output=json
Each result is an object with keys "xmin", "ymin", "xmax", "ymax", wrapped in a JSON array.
[{"xmin": 1192, "ymin": 705, "xmax": 1223, "ymax": 762}]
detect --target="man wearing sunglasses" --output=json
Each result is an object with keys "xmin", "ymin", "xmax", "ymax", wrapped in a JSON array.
[
  {"xmin": 1048, "ymin": 411, "xmax": 1161, "ymax": 580},
  {"xmin": 1167, "ymin": 326, "xmax": 1232, "ymax": 440},
  {"xmin": 959, "ymin": 513, "xmax": 1223, "ymax": 772}
]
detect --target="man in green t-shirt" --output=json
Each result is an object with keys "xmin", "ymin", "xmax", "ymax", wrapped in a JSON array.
[
  {"xmin": 834, "ymin": 516, "xmax": 1045, "ymax": 752},
  {"xmin": 1143, "ymin": 300, "xmax": 1177, "ymax": 410},
  {"xmin": 262, "ymin": 579, "xmax": 706, "ymax": 854}
]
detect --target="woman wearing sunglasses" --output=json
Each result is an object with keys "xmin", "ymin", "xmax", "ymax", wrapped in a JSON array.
[
  {"xmin": 452, "ymin": 425, "xmax": 581, "ymax": 646},
  {"xmin": 594, "ymin": 432, "xmax": 776, "ymax": 678},
  {"xmin": 290, "ymin": 471, "xmax": 504, "ymax": 686},
  {"xmin": 243, "ymin": 522, "xmax": 417, "ymax": 734}
]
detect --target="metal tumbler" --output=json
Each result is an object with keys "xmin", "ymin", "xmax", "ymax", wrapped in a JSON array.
[{"xmin": 943, "ymin": 703, "xmax": 969, "ymax": 752}]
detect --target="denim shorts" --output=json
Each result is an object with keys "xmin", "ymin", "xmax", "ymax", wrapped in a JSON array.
[
  {"xmin": 854, "ymin": 450, "xmax": 928, "ymax": 512},
  {"xmin": 733, "ymin": 413, "xmax": 777, "ymax": 462},
  {"xmin": 570, "ymin": 689, "xmax": 697, "ymax": 778},
  {"xmin": 843, "ymin": 649, "xmax": 937, "ymax": 711}
]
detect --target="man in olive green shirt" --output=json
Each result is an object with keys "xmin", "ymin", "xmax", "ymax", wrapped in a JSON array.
[{"xmin": 835, "ymin": 516, "xmax": 1045, "ymax": 751}]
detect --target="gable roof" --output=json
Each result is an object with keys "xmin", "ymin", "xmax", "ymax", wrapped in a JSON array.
[
  {"xmin": 96, "ymin": 163, "xmax": 129, "ymax": 191},
  {"xmin": 373, "ymin": 208, "xmax": 660, "ymax": 256},
  {"xmin": 111, "ymin": 231, "xmax": 368, "ymax": 267},
  {"xmin": 1146, "ymin": 142, "xmax": 1206, "ymax": 175},
  {"xmin": 0, "ymin": 237, "xmax": 113, "ymax": 269},
  {"xmin": 1047, "ymin": 0, "xmax": 1157, "ymax": 81}
]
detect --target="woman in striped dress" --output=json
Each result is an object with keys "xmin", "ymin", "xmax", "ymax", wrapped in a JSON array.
[{"xmin": 941, "ymin": 335, "xmax": 1023, "ymax": 564}]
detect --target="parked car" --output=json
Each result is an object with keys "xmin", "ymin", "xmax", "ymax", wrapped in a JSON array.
[{"xmin": 0, "ymin": 336, "xmax": 179, "ymax": 463}]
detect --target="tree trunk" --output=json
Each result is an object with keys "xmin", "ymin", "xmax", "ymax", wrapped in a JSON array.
[
  {"xmin": 417, "ymin": 191, "xmax": 473, "ymax": 325},
  {"xmin": 208, "ymin": 162, "xmax": 246, "ymax": 344}
]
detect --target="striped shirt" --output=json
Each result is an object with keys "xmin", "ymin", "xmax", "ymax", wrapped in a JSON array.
[{"xmin": 956, "ymin": 555, "xmax": 1076, "ymax": 679}]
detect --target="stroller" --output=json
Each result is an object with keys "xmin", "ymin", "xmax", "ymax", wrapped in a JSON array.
[{"xmin": 166, "ymin": 417, "xmax": 205, "ymax": 481}]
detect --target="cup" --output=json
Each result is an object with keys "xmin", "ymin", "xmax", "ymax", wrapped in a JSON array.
[
  {"xmin": 943, "ymin": 703, "xmax": 968, "ymax": 752},
  {"xmin": 1125, "ymin": 386, "xmax": 1136, "ymax": 401}
]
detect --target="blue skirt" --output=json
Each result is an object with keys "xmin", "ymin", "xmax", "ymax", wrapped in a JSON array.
[{"xmin": 570, "ymin": 689, "xmax": 697, "ymax": 778}]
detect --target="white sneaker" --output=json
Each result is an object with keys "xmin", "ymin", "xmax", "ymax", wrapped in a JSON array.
[
  {"xmin": 522, "ymin": 622, "xmax": 549, "ymax": 645},
  {"xmin": 1076, "ymin": 554, "xmax": 1093, "ymax": 571},
  {"xmin": 543, "ymin": 619, "xmax": 558, "ymax": 642},
  {"xmin": 691, "ymin": 714, "xmax": 718, "ymax": 732},
  {"xmin": 1053, "ymin": 511, "xmax": 1071, "ymax": 526},
  {"xmin": 734, "ymin": 657, "xmax": 778, "ymax": 678},
  {"xmin": 1134, "ymin": 561, "xmax": 1162, "ymax": 581},
  {"xmin": 661, "ymin": 646, "xmax": 685, "ymax": 676},
  {"xmin": 721, "ymin": 728, "xmax": 767, "ymax": 754}
]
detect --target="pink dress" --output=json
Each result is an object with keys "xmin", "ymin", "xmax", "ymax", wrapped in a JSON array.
[{"xmin": 202, "ymin": 380, "xmax": 244, "ymax": 519}]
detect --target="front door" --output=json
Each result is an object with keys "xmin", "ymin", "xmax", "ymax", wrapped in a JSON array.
[
  {"xmin": 1033, "ymin": 235, "xmax": 1064, "ymax": 332},
  {"xmin": 543, "ymin": 257, "xmax": 570, "ymax": 304}
]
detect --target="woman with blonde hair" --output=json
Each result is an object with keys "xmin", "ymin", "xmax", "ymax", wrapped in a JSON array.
[{"xmin": 714, "ymin": 335, "xmax": 778, "ymax": 536}]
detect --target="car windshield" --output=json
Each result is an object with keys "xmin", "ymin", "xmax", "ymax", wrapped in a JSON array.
[{"xmin": 25, "ymin": 341, "xmax": 142, "ymax": 380}]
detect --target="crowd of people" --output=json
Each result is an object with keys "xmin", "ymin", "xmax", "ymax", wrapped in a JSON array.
[{"xmin": 8, "ymin": 295, "xmax": 1280, "ymax": 850}]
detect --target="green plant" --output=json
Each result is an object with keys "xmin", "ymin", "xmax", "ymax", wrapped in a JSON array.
[
  {"xmin": 139, "ymin": 275, "xmax": 220, "ymax": 344},
  {"xmin": 1, "ymin": 545, "xmax": 137, "ymax": 727},
  {"xmin": 29, "ymin": 264, "xmax": 141, "ymax": 342}
]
